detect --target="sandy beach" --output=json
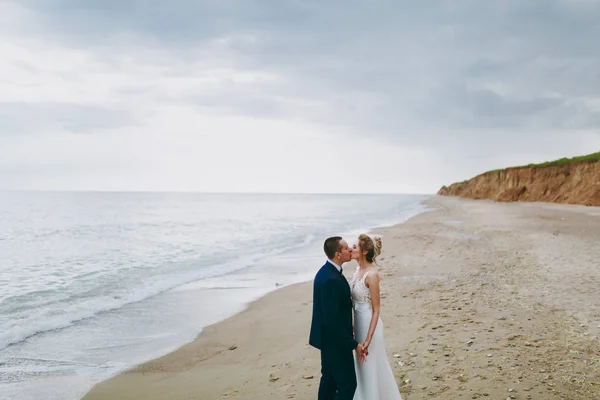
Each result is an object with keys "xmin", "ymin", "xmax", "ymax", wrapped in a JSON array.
[{"xmin": 82, "ymin": 196, "xmax": 600, "ymax": 400}]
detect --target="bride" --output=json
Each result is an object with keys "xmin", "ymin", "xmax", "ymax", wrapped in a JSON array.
[{"xmin": 350, "ymin": 234, "xmax": 403, "ymax": 400}]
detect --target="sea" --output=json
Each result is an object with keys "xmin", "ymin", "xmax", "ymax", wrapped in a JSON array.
[{"xmin": 0, "ymin": 191, "xmax": 428, "ymax": 400}]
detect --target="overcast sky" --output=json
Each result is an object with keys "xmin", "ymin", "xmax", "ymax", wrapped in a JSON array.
[{"xmin": 1, "ymin": 1, "xmax": 600, "ymax": 194}]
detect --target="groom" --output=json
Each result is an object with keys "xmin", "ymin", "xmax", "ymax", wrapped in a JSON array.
[{"xmin": 309, "ymin": 236, "xmax": 365, "ymax": 400}]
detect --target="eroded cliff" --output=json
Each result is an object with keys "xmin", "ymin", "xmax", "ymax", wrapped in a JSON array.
[{"xmin": 438, "ymin": 158, "xmax": 600, "ymax": 206}]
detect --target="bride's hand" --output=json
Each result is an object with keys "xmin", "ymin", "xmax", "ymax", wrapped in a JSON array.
[{"xmin": 363, "ymin": 341, "xmax": 370, "ymax": 354}]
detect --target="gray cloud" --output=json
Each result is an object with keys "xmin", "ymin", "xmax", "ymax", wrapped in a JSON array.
[
  {"xmin": 0, "ymin": 102, "xmax": 134, "ymax": 134},
  {"xmin": 2, "ymin": 0, "xmax": 600, "ymax": 191},
  {"xmin": 417, "ymin": 86, "xmax": 600, "ymax": 131},
  {"xmin": 12, "ymin": 0, "xmax": 600, "ymax": 137}
]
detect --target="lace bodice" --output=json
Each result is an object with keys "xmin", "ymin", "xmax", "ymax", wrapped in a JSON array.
[{"xmin": 351, "ymin": 269, "xmax": 372, "ymax": 303}]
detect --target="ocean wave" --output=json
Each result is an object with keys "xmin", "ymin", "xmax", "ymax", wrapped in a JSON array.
[{"xmin": 0, "ymin": 233, "xmax": 317, "ymax": 351}]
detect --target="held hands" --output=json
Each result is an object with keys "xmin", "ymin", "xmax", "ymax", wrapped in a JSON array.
[{"xmin": 356, "ymin": 343, "xmax": 369, "ymax": 364}]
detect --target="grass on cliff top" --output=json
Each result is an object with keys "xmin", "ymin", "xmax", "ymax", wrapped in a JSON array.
[{"xmin": 485, "ymin": 151, "xmax": 600, "ymax": 174}]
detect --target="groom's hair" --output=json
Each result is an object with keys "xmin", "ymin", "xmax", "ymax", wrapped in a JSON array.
[{"xmin": 324, "ymin": 236, "xmax": 343, "ymax": 260}]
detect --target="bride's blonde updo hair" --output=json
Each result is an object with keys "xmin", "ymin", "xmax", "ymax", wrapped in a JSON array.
[{"xmin": 358, "ymin": 234, "xmax": 383, "ymax": 264}]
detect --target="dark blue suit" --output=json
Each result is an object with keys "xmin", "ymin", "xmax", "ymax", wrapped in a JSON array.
[{"xmin": 309, "ymin": 261, "xmax": 359, "ymax": 400}]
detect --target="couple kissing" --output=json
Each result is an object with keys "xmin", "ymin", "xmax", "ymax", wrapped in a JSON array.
[{"xmin": 309, "ymin": 235, "xmax": 403, "ymax": 400}]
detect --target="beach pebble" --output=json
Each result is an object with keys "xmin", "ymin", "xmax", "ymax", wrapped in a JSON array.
[
  {"xmin": 303, "ymin": 375, "xmax": 313, "ymax": 380},
  {"xmin": 397, "ymin": 361, "xmax": 405, "ymax": 366},
  {"xmin": 393, "ymin": 353, "xmax": 400, "ymax": 358},
  {"xmin": 487, "ymin": 353, "xmax": 492, "ymax": 357},
  {"xmin": 269, "ymin": 374, "xmax": 279, "ymax": 382},
  {"xmin": 404, "ymin": 379, "xmax": 410, "ymax": 384},
  {"xmin": 508, "ymin": 388, "xmax": 514, "ymax": 392},
  {"xmin": 228, "ymin": 345, "xmax": 237, "ymax": 351}
]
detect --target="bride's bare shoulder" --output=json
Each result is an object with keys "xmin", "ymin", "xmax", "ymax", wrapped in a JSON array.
[
  {"xmin": 364, "ymin": 267, "xmax": 380, "ymax": 284},
  {"xmin": 368, "ymin": 266, "xmax": 380, "ymax": 276}
]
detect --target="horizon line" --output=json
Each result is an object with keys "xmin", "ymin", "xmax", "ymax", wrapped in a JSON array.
[{"xmin": 0, "ymin": 189, "xmax": 434, "ymax": 196}]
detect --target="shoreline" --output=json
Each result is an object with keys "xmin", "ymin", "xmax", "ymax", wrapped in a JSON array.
[
  {"xmin": 0, "ymin": 194, "xmax": 428, "ymax": 400},
  {"xmin": 83, "ymin": 196, "xmax": 600, "ymax": 399}
]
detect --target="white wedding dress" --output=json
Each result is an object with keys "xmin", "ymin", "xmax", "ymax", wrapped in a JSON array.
[{"xmin": 351, "ymin": 269, "xmax": 403, "ymax": 400}]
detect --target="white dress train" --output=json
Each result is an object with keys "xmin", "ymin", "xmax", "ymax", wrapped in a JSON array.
[{"xmin": 351, "ymin": 270, "xmax": 403, "ymax": 400}]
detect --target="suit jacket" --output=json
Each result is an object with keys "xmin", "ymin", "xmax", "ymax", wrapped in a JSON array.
[{"xmin": 309, "ymin": 261, "xmax": 358, "ymax": 353}]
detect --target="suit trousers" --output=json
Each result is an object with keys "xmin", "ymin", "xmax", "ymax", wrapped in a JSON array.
[{"xmin": 318, "ymin": 346, "xmax": 357, "ymax": 400}]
